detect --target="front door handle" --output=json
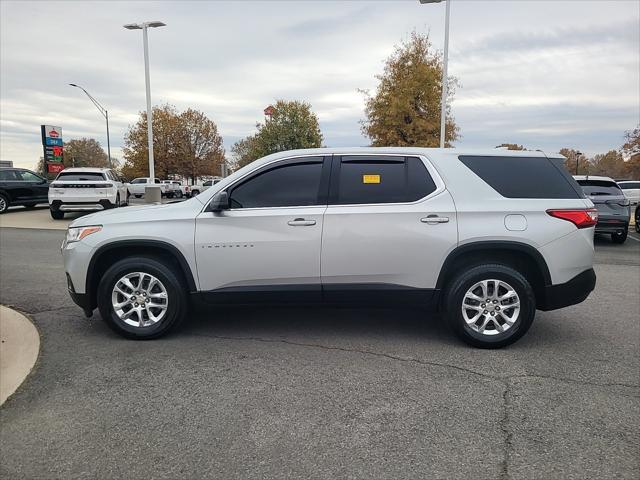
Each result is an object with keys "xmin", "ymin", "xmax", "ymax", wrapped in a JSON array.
[
  {"xmin": 288, "ymin": 218, "xmax": 316, "ymax": 226},
  {"xmin": 421, "ymin": 215, "xmax": 449, "ymax": 225}
]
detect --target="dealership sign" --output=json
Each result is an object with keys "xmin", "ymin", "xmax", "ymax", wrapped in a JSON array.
[{"xmin": 41, "ymin": 125, "xmax": 64, "ymax": 172}]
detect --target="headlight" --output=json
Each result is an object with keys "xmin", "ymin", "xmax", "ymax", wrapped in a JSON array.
[{"xmin": 66, "ymin": 225, "xmax": 102, "ymax": 243}]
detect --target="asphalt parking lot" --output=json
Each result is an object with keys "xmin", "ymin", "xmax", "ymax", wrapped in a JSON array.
[{"xmin": 0, "ymin": 216, "xmax": 638, "ymax": 479}]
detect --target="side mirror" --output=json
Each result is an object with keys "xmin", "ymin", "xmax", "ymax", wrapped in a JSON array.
[{"xmin": 208, "ymin": 191, "xmax": 229, "ymax": 212}]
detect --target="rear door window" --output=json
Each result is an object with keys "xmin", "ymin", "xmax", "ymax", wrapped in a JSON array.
[
  {"xmin": 459, "ymin": 155, "xmax": 582, "ymax": 199},
  {"xmin": 619, "ymin": 182, "xmax": 640, "ymax": 190},
  {"xmin": 333, "ymin": 156, "xmax": 436, "ymax": 205},
  {"xmin": 56, "ymin": 172, "xmax": 106, "ymax": 181}
]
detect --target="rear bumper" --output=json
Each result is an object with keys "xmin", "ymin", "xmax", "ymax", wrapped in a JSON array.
[
  {"xmin": 594, "ymin": 219, "xmax": 628, "ymax": 234},
  {"xmin": 50, "ymin": 199, "xmax": 114, "ymax": 212},
  {"xmin": 538, "ymin": 268, "xmax": 596, "ymax": 311}
]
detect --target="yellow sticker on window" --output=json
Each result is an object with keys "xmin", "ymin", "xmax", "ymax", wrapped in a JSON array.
[{"xmin": 363, "ymin": 174, "xmax": 381, "ymax": 184}]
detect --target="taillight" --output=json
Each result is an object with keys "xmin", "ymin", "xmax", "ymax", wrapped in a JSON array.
[
  {"xmin": 547, "ymin": 209, "xmax": 598, "ymax": 229},
  {"xmin": 94, "ymin": 183, "xmax": 113, "ymax": 188}
]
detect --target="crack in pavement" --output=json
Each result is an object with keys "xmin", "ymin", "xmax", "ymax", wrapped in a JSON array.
[{"xmin": 190, "ymin": 332, "xmax": 640, "ymax": 480}]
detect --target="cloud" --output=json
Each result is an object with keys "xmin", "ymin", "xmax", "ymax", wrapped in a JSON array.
[{"xmin": 1, "ymin": 0, "xmax": 638, "ymax": 168}]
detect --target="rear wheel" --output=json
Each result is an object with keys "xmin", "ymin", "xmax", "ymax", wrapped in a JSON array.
[
  {"xmin": 611, "ymin": 229, "xmax": 627, "ymax": 244},
  {"xmin": 0, "ymin": 194, "xmax": 9, "ymax": 213},
  {"xmin": 191, "ymin": 189, "xmax": 200, "ymax": 197},
  {"xmin": 444, "ymin": 264, "xmax": 536, "ymax": 348},
  {"xmin": 50, "ymin": 209, "xmax": 64, "ymax": 219},
  {"xmin": 97, "ymin": 256, "xmax": 187, "ymax": 339}
]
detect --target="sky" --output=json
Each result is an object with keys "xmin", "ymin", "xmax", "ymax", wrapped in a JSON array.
[{"xmin": 1, "ymin": 0, "xmax": 638, "ymax": 170}]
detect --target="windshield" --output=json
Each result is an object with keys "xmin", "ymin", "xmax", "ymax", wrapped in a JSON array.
[
  {"xmin": 577, "ymin": 180, "xmax": 623, "ymax": 196},
  {"xmin": 56, "ymin": 172, "xmax": 105, "ymax": 181}
]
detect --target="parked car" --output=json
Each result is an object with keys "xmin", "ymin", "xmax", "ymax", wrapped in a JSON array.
[
  {"xmin": 48, "ymin": 168, "xmax": 128, "ymax": 219},
  {"xmin": 617, "ymin": 180, "xmax": 640, "ymax": 205},
  {"xmin": 61, "ymin": 148, "xmax": 597, "ymax": 348},
  {"xmin": 127, "ymin": 178, "xmax": 169, "ymax": 198},
  {"xmin": 160, "ymin": 180, "xmax": 183, "ymax": 198},
  {"xmin": 181, "ymin": 179, "xmax": 220, "ymax": 198},
  {"xmin": 575, "ymin": 175, "xmax": 631, "ymax": 244},
  {"xmin": 0, "ymin": 167, "xmax": 49, "ymax": 213}
]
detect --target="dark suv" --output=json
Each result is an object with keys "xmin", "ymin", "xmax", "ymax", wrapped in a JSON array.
[
  {"xmin": 575, "ymin": 175, "xmax": 631, "ymax": 243},
  {"xmin": 0, "ymin": 168, "xmax": 49, "ymax": 213}
]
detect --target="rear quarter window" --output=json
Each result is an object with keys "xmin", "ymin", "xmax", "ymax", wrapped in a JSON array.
[{"xmin": 459, "ymin": 155, "xmax": 583, "ymax": 199}]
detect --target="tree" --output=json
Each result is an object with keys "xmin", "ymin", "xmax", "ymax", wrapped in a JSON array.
[
  {"xmin": 231, "ymin": 100, "xmax": 323, "ymax": 168},
  {"xmin": 622, "ymin": 126, "xmax": 640, "ymax": 179},
  {"xmin": 176, "ymin": 108, "xmax": 225, "ymax": 182},
  {"xmin": 559, "ymin": 148, "xmax": 591, "ymax": 175},
  {"xmin": 496, "ymin": 143, "xmax": 526, "ymax": 151},
  {"xmin": 590, "ymin": 150, "xmax": 627, "ymax": 178},
  {"xmin": 121, "ymin": 105, "xmax": 225, "ymax": 181},
  {"xmin": 360, "ymin": 31, "xmax": 460, "ymax": 147}
]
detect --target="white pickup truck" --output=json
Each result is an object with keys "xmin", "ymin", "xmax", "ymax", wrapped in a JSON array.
[
  {"xmin": 127, "ymin": 178, "xmax": 170, "ymax": 198},
  {"xmin": 181, "ymin": 178, "xmax": 222, "ymax": 198}
]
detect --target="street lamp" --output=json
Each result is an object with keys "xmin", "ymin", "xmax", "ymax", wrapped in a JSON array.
[
  {"xmin": 69, "ymin": 84, "xmax": 112, "ymax": 168},
  {"xmin": 575, "ymin": 150, "xmax": 583, "ymax": 175},
  {"xmin": 124, "ymin": 20, "xmax": 166, "ymax": 180},
  {"xmin": 419, "ymin": 0, "xmax": 451, "ymax": 148}
]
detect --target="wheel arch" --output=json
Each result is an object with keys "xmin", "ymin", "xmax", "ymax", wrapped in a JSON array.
[
  {"xmin": 86, "ymin": 240, "xmax": 197, "ymax": 309},
  {"xmin": 436, "ymin": 241, "xmax": 552, "ymax": 307}
]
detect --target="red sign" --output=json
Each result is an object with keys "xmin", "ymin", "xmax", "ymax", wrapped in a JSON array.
[
  {"xmin": 49, "ymin": 129, "xmax": 60, "ymax": 138},
  {"xmin": 47, "ymin": 163, "xmax": 64, "ymax": 173},
  {"xmin": 52, "ymin": 146, "xmax": 63, "ymax": 156}
]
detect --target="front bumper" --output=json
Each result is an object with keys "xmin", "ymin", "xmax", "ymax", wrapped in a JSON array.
[
  {"xmin": 538, "ymin": 268, "xmax": 596, "ymax": 311},
  {"xmin": 66, "ymin": 273, "xmax": 94, "ymax": 316}
]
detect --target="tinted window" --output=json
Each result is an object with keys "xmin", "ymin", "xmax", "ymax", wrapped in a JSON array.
[
  {"xmin": 0, "ymin": 170, "xmax": 20, "ymax": 181},
  {"xmin": 18, "ymin": 171, "xmax": 44, "ymax": 182},
  {"xmin": 577, "ymin": 180, "xmax": 623, "ymax": 196},
  {"xmin": 56, "ymin": 172, "xmax": 105, "ymax": 181},
  {"xmin": 229, "ymin": 159, "xmax": 323, "ymax": 208},
  {"xmin": 336, "ymin": 156, "xmax": 436, "ymax": 205},
  {"xmin": 154, "ymin": 179, "xmax": 160, "ymax": 184},
  {"xmin": 619, "ymin": 182, "xmax": 640, "ymax": 190},
  {"xmin": 459, "ymin": 156, "xmax": 582, "ymax": 199},
  {"xmin": 130, "ymin": 178, "xmax": 146, "ymax": 184}
]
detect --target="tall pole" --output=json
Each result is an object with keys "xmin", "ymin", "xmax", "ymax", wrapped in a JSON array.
[
  {"xmin": 440, "ymin": 0, "xmax": 451, "ymax": 148},
  {"xmin": 143, "ymin": 25, "xmax": 155, "ymax": 180},
  {"xmin": 105, "ymin": 111, "xmax": 112, "ymax": 168}
]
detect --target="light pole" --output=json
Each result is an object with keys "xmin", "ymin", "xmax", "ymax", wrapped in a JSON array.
[
  {"xmin": 419, "ymin": 0, "xmax": 451, "ymax": 148},
  {"xmin": 124, "ymin": 21, "xmax": 166, "ymax": 180},
  {"xmin": 575, "ymin": 150, "xmax": 583, "ymax": 175},
  {"xmin": 69, "ymin": 84, "xmax": 112, "ymax": 168}
]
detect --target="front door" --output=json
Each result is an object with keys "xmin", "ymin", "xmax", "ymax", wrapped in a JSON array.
[
  {"xmin": 320, "ymin": 154, "xmax": 457, "ymax": 304},
  {"xmin": 195, "ymin": 156, "xmax": 330, "ymax": 302}
]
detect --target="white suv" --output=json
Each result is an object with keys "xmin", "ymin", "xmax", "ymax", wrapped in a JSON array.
[
  {"xmin": 49, "ymin": 167, "xmax": 128, "ymax": 219},
  {"xmin": 61, "ymin": 148, "xmax": 597, "ymax": 348}
]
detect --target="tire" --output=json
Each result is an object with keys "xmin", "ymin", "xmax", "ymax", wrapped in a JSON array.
[
  {"xmin": 134, "ymin": 194, "xmax": 142, "ymax": 199},
  {"xmin": 611, "ymin": 229, "xmax": 627, "ymax": 244},
  {"xmin": 0, "ymin": 194, "xmax": 9, "ymax": 214},
  {"xmin": 191, "ymin": 189, "xmax": 200, "ymax": 197},
  {"xmin": 50, "ymin": 209, "xmax": 64, "ymax": 219},
  {"xmin": 97, "ymin": 256, "xmax": 187, "ymax": 340},
  {"xmin": 114, "ymin": 194, "xmax": 120, "ymax": 208},
  {"xmin": 444, "ymin": 264, "xmax": 536, "ymax": 349},
  {"xmin": 635, "ymin": 223, "xmax": 639, "ymax": 234}
]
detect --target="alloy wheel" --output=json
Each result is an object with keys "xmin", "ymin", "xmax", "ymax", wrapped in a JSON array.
[
  {"xmin": 461, "ymin": 279, "xmax": 520, "ymax": 336},
  {"xmin": 111, "ymin": 272, "xmax": 169, "ymax": 327}
]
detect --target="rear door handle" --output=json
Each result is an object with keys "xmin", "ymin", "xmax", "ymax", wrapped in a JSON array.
[
  {"xmin": 288, "ymin": 218, "xmax": 316, "ymax": 226},
  {"xmin": 421, "ymin": 215, "xmax": 449, "ymax": 225}
]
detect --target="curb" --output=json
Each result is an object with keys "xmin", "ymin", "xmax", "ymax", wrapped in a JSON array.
[{"xmin": 0, "ymin": 305, "xmax": 41, "ymax": 405}]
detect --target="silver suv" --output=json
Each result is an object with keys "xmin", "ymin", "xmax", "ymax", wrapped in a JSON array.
[{"xmin": 62, "ymin": 148, "xmax": 597, "ymax": 348}]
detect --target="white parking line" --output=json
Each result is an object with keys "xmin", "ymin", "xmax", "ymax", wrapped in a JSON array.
[{"xmin": 627, "ymin": 234, "xmax": 640, "ymax": 243}]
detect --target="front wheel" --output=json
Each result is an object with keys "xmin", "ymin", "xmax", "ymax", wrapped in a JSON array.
[
  {"xmin": 444, "ymin": 264, "xmax": 536, "ymax": 349},
  {"xmin": 611, "ymin": 229, "xmax": 627, "ymax": 244},
  {"xmin": 134, "ymin": 194, "xmax": 142, "ymax": 199},
  {"xmin": 97, "ymin": 256, "xmax": 187, "ymax": 339}
]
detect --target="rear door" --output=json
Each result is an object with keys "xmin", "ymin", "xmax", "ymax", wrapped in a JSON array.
[
  {"xmin": 17, "ymin": 170, "xmax": 49, "ymax": 202},
  {"xmin": 321, "ymin": 155, "xmax": 457, "ymax": 303},
  {"xmin": 195, "ymin": 156, "xmax": 330, "ymax": 300}
]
